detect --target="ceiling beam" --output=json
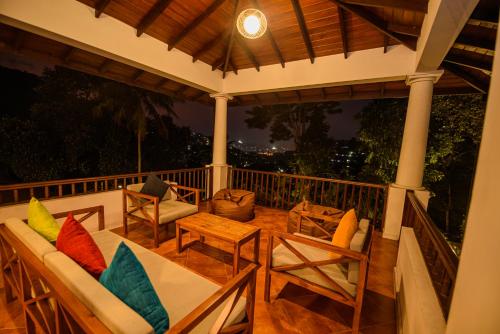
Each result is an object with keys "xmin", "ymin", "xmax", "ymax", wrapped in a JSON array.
[
  {"xmin": 192, "ymin": 30, "xmax": 229, "ymax": 62},
  {"xmin": 62, "ymin": 47, "xmax": 76, "ymax": 63},
  {"xmin": 383, "ymin": 35, "xmax": 389, "ymax": 53},
  {"xmin": 291, "ymin": 0, "xmax": 315, "ymax": 63},
  {"xmin": 342, "ymin": 0, "xmax": 427, "ymax": 13},
  {"xmin": 337, "ymin": 7, "xmax": 348, "ymax": 58},
  {"xmin": 380, "ymin": 83, "xmax": 385, "ymax": 96},
  {"xmin": 132, "ymin": 69, "xmax": 144, "ymax": 82},
  {"xmin": 235, "ymin": 37, "xmax": 260, "ymax": 72},
  {"xmin": 136, "ymin": 0, "xmax": 175, "ymax": 37},
  {"xmin": 98, "ymin": 58, "xmax": 113, "ymax": 73},
  {"xmin": 321, "ymin": 88, "xmax": 327, "ymax": 99},
  {"xmin": 445, "ymin": 49, "xmax": 493, "ymax": 72},
  {"xmin": 191, "ymin": 91, "xmax": 206, "ymax": 101},
  {"xmin": 155, "ymin": 78, "xmax": 169, "ymax": 89},
  {"xmin": 212, "ymin": 56, "xmax": 225, "ymax": 71},
  {"xmin": 456, "ymin": 24, "xmax": 497, "ymax": 51},
  {"xmin": 223, "ymin": 0, "xmax": 239, "ymax": 79},
  {"xmin": 348, "ymin": 85, "xmax": 353, "ymax": 97},
  {"xmin": 295, "ymin": 90, "xmax": 302, "ymax": 101},
  {"xmin": 13, "ymin": 30, "xmax": 26, "ymax": 51},
  {"xmin": 442, "ymin": 62, "xmax": 490, "ymax": 94},
  {"xmin": 229, "ymin": 59, "xmax": 238, "ymax": 75},
  {"xmin": 387, "ymin": 23, "xmax": 420, "ymax": 37},
  {"xmin": 330, "ymin": 0, "xmax": 417, "ymax": 50},
  {"xmin": 168, "ymin": 0, "xmax": 226, "ymax": 51},
  {"xmin": 253, "ymin": 94, "xmax": 262, "ymax": 104},
  {"xmin": 251, "ymin": 0, "xmax": 285, "ymax": 67},
  {"xmin": 94, "ymin": 0, "xmax": 112, "ymax": 18}
]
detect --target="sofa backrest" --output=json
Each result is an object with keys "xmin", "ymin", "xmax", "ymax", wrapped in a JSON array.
[
  {"xmin": 3, "ymin": 217, "xmax": 57, "ymax": 261},
  {"xmin": 347, "ymin": 218, "xmax": 370, "ymax": 283},
  {"xmin": 126, "ymin": 181, "xmax": 178, "ymax": 206}
]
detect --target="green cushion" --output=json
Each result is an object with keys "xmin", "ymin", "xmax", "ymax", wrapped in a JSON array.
[
  {"xmin": 27, "ymin": 197, "xmax": 60, "ymax": 242},
  {"xmin": 100, "ymin": 242, "xmax": 169, "ymax": 333}
]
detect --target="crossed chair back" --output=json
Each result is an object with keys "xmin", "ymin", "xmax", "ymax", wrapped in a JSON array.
[
  {"xmin": 264, "ymin": 223, "xmax": 374, "ymax": 334},
  {"xmin": 122, "ymin": 181, "xmax": 200, "ymax": 247}
]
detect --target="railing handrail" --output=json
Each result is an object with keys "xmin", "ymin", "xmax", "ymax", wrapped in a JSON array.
[
  {"xmin": 230, "ymin": 167, "xmax": 388, "ymax": 189},
  {"xmin": 403, "ymin": 191, "xmax": 459, "ymax": 318},
  {"xmin": 0, "ymin": 167, "xmax": 209, "ymax": 190},
  {"xmin": 406, "ymin": 192, "xmax": 459, "ymax": 275}
]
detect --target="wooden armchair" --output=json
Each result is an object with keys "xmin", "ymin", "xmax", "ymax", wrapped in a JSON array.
[
  {"xmin": 264, "ymin": 221, "xmax": 373, "ymax": 334},
  {"xmin": 123, "ymin": 183, "xmax": 200, "ymax": 247}
]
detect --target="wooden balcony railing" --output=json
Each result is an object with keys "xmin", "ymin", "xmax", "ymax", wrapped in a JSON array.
[
  {"xmin": 0, "ymin": 167, "xmax": 212, "ymax": 206},
  {"xmin": 228, "ymin": 168, "xmax": 389, "ymax": 229},
  {"xmin": 402, "ymin": 191, "xmax": 459, "ymax": 318}
]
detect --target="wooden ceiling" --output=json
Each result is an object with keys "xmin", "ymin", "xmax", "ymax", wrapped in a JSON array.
[
  {"xmin": 77, "ymin": 0, "xmax": 428, "ymax": 77},
  {"xmin": 0, "ymin": 0, "xmax": 496, "ymax": 106}
]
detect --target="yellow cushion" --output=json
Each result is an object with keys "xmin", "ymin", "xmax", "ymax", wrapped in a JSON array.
[
  {"xmin": 28, "ymin": 197, "xmax": 60, "ymax": 242},
  {"xmin": 331, "ymin": 209, "xmax": 359, "ymax": 258}
]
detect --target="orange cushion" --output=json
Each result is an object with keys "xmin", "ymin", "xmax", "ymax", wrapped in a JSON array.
[{"xmin": 331, "ymin": 209, "xmax": 359, "ymax": 258}]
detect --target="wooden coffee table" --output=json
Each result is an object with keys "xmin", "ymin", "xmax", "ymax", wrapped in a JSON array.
[{"xmin": 176, "ymin": 212, "xmax": 261, "ymax": 276}]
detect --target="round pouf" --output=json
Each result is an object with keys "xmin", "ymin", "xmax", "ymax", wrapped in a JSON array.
[{"xmin": 211, "ymin": 189, "xmax": 255, "ymax": 222}]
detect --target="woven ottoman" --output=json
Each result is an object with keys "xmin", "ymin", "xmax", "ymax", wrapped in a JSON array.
[{"xmin": 211, "ymin": 189, "xmax": 255, "ymax": 222}]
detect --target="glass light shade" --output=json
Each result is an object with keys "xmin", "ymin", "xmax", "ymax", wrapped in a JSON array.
[{"xmin": 237, "ymin": 9, "xmax": 267, "ymax": 39}]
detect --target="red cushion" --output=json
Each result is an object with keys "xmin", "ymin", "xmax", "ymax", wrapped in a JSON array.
[{"xmin": 56, "ymin": 213, "xmax": 107, "ymax": 279}]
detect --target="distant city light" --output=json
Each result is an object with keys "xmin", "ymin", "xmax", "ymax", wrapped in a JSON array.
[
  {"xmin": 237, "ymin": 139, "xmax": 243, "ymax": 144},
  {"xmin": 272, "ymin": 146, "xmax": 277, "ymax": 150}
]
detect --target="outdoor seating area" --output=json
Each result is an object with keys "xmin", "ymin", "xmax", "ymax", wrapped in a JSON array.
[
  {"xmin": 1, "ymin": 202, "xmax": 398, "ymax": 334},
  {"xmin": 1, "ymin": 0, "xmax": 500, "ymax": 333}
]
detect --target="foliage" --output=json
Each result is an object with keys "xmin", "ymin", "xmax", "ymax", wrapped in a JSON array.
[
  {"xmin": 245, "ymin": 102, "xmax": 341, "ymax": 175},
  {"xmin": 357, "ymin": 95, "xmax": 486, "ymax": 242}
]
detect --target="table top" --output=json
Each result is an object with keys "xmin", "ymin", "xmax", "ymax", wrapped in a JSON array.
[{"xmin": 176, "ymin": 212, "xmax": 260, "ymax": 243}]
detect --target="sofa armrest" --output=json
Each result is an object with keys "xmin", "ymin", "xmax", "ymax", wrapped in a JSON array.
[{"xmin": 168, "ymin": 263, "xmax": 258, "ymax": 334}]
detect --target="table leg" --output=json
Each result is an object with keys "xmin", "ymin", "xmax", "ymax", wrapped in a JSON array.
[
  {"xmin": 253, "ymin": 231, "xmax": 260, "ymax": 264},
  {"xmin": 233, "ymin": 242, "xmax": 241, "ymax": 277},
  {"xmin": 176, "ymin": 224, "xmax": 182, "ymax": 254}
]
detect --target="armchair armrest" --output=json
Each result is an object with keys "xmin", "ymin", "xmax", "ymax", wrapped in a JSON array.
[
  {"xmin": 168, "ymin": 263, "xmax": 258, "ymax": 334},
  {"xmin": 122, "ymin": 189, "xmax": 160, "ymax": 218},
  {"xmin": 170, "ymin": 185, "xmax": 200, "ymax": 206}
]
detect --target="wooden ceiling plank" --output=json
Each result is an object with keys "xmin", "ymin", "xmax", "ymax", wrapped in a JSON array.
[
  {"xmin": 295, "ymin": 90, "xmax": 302, "ymax": 101},
  {"xmin": 155, "ymin": 78, "xmax": 170, "ymax": 89},
  {"xmin": 456, "ymin": 24, "xmax": 497, "ymax": 51},
  {"xmin": 291, "ymin": 0, "xmax": 316, "ymax": 63},
  {"xmin": 251, "ymin": 0, "xmax": 285, "ymax": 67},
  {"xmin": 380, "ymin": 83, "xmax": 385, "ymax": 96},
  {"xmin": 136, "ymin": 0, "xmax": 175, "ymax": 37},
  {"xmin": 192, "ymin": 91, "xmax": 206, "ymax": 101},
  {"xmin": 132, "ymin": 69, "xmax": 144, "ymax": 82},
  {"xmin": 337, "ymin": 7, "xmax": 348, "ymax": 58},
  {"xmin": 192, "ymin": 30, "xmax": 229, "ymax": 63},
  {"xmin": 387, "ymin": 23, "xmax": 420, "ymax": 37},
  {"xmin": 253, "ymin": 94, "xmax": 262, "ymax": 104},
  {"xmin": 223, "ymin": 0, "xmax": 239, "ymax": 79},
  {"xmin": 98, "ymin": 58, "xmax": 113, "ymax": 73},
  {"xmin": 342, "ymin": 0, "xmax": 428, "ymax": 13},
  {"xmin": 321, "ymin": 88, "xmax": 327, "ymax": 99},
  {"xmin": 235, "ymin": 37, "xmax": 260, "ymax": 72},
  {"xmin": 330, "ymin": 0, "xmax": 417, "ymax": 50},
  {"xmin": 442, "ymin": 62, "xmax": 490, "ymax": 94},
  {"xmin": 95, "ymin": 0, "xmax": 112, "ymax": 18},
  {"xmin": 62, "ymin": 47, "xmax": 76, "ymax": 64},
  {"xmin": 445, "ymin": 49, "xmax": 493, "ymax": 72},
  {"xmin": 168, "ymin": 0, "xmax": 226, "ymax": 51}
]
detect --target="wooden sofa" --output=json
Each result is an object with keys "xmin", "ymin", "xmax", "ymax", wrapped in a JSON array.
[
  {"xmin": 264, "ymin": 218, "xmax": 373, "ymax": 334},
  {"xmin": 123, "ymin": 181, "xmax": 200, "ymax": 247},
  {"xmin": 0, "ymin": 206, "xmax": 258, "ymax": 334}
]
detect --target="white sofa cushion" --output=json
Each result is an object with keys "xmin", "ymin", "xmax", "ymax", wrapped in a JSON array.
[
  {"xmin": 91, "ymin": 230, "xmax": 246, "ymax": 333},
  {"xmin": 44, "ymin": 251, "xmax": 154, "ymax": 334},
  {"xmin": 131, "ymin": 200, "xmax": 198, "ymax": 224},
  {"xmin": 4, "ymin": 218, "xmax": 57, "ymax": 261}
]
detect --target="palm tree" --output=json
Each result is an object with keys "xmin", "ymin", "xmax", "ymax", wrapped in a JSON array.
[{"xmin": 93, "ymin": 81, "xmax": 176, "ymax": 173}]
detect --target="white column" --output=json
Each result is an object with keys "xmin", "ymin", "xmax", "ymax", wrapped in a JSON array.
[
  {"xmin": 209, "ymin": 93, "xmax": 232, "ymax": 195},
  {"xmin": 445, "ymin": 26, "xmax": 500, "ymax": 334},
  {"xmin": 383, "ymin": 71, "xmax": 442, "ymax": 240}
]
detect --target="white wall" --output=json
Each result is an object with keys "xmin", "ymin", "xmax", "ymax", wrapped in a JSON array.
[
  {"xmin": 395, "ymin": 227, "xmax": 446, "ymax": 334},
  {"xmin": 445, "ymin": 22, "xmax": 500, "ymax": 334},
  {"xmin": 0, "ymin": 191, "xmax": 123, "ymax": 232}
]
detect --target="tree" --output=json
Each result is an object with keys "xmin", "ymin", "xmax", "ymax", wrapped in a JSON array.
[
  {"xmin": 245, "ymin": 102, "xmax": 342, "ymax": 175},
  {"xmin": 92, "ymin": 81, "xmax": 176, "ymax": 173},
  {"xmin": 357, "ymin": 95, "xmax": 486, "ymax": 243}
]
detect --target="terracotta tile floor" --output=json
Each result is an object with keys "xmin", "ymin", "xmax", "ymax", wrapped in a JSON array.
[{"xmin": 1, "ymin": 204, "xmax": 398, "ymax": 334}]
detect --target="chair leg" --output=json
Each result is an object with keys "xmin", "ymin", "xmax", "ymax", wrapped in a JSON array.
[
  {"xmin": 264, "ymin": 235, "xmax": 274, "ymax": 303},
  {"xmin": 153, "ymin": 223, "xmax": 160, "ymax": 248},
  {"xmin": 264, "ymin": 269, "xmax": 271, "ymax": 303},
  {"xmin": 122, "ymin": 215, "xmax": 128, "ymax": 236},
  {"xmin": 352, "ymin": 302, "xmax": 363, "ymax": 334}
]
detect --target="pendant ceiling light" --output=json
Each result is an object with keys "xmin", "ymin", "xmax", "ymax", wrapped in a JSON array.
[{"xmin": 237, "ymin": 8, "xmax": 267, "ymax": 39}]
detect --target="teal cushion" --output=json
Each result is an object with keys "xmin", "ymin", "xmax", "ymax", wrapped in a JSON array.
[{"xmin": 99, "ymin": 242, "xmax": 169, "ymax": 333}]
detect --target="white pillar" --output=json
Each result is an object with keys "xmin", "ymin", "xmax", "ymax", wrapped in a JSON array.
[
  {"xmin": 383, "ymin": 71, "xmax": 442, "ymax": 240},
  {"xmin": 445, "ymin": 26, "xmax": 500, "ymax": 334},
  {"xmin": 209, "ymin": 93, "xmax": 232, "ymax": 195}
]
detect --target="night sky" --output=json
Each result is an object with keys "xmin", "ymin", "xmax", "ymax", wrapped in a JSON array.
[
  {"xmin": 174, "ymin": 100, "xmax": 369, "ymax": 149},
  {"xmin": 1, "ymin": 53, "xmax": 368, "ymax": 149}
]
